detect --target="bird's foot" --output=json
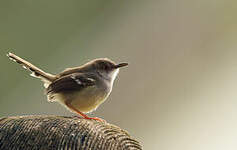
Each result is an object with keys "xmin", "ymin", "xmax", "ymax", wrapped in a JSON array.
[
  {"xmin": 85, "ymin": 116, "xmax": 106, "ymax": 123},
  {"xmin": 73, "ymin": 115, "xmax": 106, "ymax": 122},
  {"xmin": 84, "ymin": 116, "xmax": 106, "ymax": 122}
]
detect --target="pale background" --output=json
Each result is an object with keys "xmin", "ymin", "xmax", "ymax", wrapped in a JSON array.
[{"xmin": 1, "ymin": 1, "xmax": 237, "ymax": 150}]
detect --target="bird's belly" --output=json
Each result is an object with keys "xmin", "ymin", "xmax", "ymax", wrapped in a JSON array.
[{"xmin": 65, "ymin": 86, "xmax": 108, "ymax": 113}]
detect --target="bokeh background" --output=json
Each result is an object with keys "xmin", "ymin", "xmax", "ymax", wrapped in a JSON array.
[{"xmin": 1, "ymin": 0, "xmax": 237, "ymax": 149}]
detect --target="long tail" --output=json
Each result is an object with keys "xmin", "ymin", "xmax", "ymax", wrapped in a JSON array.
[{"xmin": 7, "ymin": 52, "xmax": 57, "ymax": 87}]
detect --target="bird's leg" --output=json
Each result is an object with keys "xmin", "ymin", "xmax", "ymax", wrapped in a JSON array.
[{"xmin": 65, "ymin": 102, "xmax": 105, "ymax": 122}]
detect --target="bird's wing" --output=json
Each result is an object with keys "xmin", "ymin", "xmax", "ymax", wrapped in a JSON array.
[{"xmin": 46, "ymin": 73, "xmax": 95, "ymax": 94}]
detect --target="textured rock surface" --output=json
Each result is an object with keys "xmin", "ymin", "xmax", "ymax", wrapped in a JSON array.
[{"xmin": 0, "ymin": 115, "xmax": 142, "ymax": 150}]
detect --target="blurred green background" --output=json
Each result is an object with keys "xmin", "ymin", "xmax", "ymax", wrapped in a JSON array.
[{"xmin": 1, "ymin": 0, "xmax": 237, "ymax": 149}]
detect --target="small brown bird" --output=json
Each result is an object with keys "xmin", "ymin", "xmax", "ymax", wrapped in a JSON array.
[{"xmin": 7, "ymin": 52, "xmax": 128, "ymax": 121}]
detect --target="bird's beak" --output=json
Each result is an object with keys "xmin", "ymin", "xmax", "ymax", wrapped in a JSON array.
[{"xmin": 114, "ymin": 63, "xmax": 128, "ymax": 68}]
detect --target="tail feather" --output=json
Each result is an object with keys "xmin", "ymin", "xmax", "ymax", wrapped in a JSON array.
[{"xmin": 7, "ymin": 52, "xmax": 56, "ymax": 87}]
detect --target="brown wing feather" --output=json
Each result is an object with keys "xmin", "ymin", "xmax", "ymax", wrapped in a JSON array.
[{"xmin": 46, "ymin": 73, "xmax": 95, "ymax": 94}]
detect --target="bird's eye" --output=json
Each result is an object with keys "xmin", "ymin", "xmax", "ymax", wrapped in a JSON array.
[
  {"xmin": 103, "ymin": 64, "xmax": 108, "ymax": 70},
  {"xmin": 97, "ymin": 61, "xmax": 111, "ymax": 71},
  {"xmin": 100, "ymin": 63, "xmax": 110, "ymax": 71}
]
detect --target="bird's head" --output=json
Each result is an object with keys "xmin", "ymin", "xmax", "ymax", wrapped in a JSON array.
[{"xmin": 87, "ymin": 58, "xmax": 128, "ymax": 81}]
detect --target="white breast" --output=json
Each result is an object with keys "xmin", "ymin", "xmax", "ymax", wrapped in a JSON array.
[
  {"xmin": 48, "ymin": 85, "xmax": 109, "ymax": 113},
  {"xmin": 109, "ymin": 69, "xmax": 119, "ymax": 87}
]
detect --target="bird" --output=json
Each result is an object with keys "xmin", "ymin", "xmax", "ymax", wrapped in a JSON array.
[{"xmin": 7, "ymin": 52, "xmax": 128, "ymax": 121}]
